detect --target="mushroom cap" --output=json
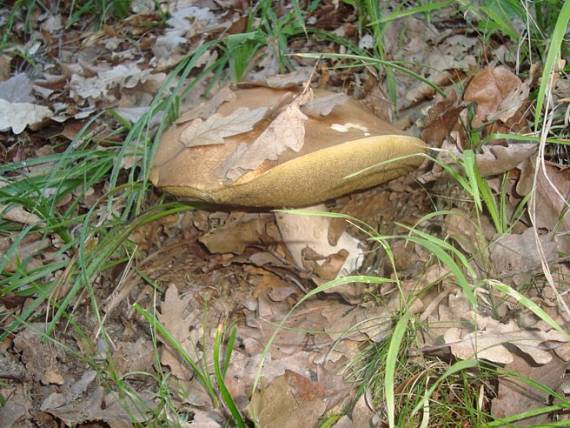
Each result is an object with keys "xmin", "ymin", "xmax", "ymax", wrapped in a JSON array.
[{"xmin": 150, "ymin": 87, "xmax": 426, "ymax": 208}]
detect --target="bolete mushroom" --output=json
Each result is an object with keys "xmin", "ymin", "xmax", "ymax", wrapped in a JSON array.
[
  {"xmin": 150, "ymin": 86, "xmax": 426, "ymax": 208},
  {"xmin": 150, "ymin": 86, "xmax": 426, "ymax": 283}
]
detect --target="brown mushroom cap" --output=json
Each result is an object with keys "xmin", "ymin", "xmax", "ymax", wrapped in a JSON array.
[{"xmin": 150, "ymin": 87, "xmax": 426, "ymax": 207}]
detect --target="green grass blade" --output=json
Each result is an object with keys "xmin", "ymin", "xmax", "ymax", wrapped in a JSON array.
[
  {"xmin": 371, "ymin": 0, "xmax": 453, "ymax": 24},
  {"xmin": 222, "ymin": 324, "xmax": 237, "ymax": 377},
  {"xmin": 384, "ymin": 311, "xmax": 411, "ymax": 428},
  {"xmin": 213, "ymin": 325, "xmax": 246, "ymax": 427},
  {"xmin": 534, "ymin": 0, "xmax": 570, "ymax": 130}
]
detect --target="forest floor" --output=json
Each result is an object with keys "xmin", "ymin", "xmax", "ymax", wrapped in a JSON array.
[{"xmin": 1, "ymin": 1, "xmax": 570, "ymax": 427}]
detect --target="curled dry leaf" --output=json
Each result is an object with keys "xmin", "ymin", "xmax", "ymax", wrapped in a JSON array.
[
  {"xmin": 180, "ymin": 106, "xmax": 269, "ymax": 148},
  {"xmin": 464, "ymin": 66, "xmax": 522, "ymax": 127},
  {"xmin": 421, "ymin": 90, "xmax": 463, "ymax": 148}
]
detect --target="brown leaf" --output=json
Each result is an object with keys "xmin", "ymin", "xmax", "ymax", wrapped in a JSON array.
[
  {"xmin": 517, "ymin": 158, "xmax": 570, "ymax": 252},
  {"xmin": 46, "ymin": 386, "xmax": 154, "ymax": 427},
  {"xmin": 476, "ymin": 142, "xmax": 537, "ymax": 176},
  {"xmin": 247, "ymin": 371, "xmax": 327, "ymax": 428},
  {"xmin": 112, "ymin": 338, "xmax": 154, "ymax": 376},
  {"xmin": 180, "ymin": 106, "xmax": 269, "ymax": 148},
  {"xmin": 13, "ymin": 324, "xmax": 65, "ymax": 385},
  {"xmin": 492, "ymin": 354, "xmax": 568, "ymax": 425},
  {"xmin": 0, "ymin": 385, "xmax": 31, "ymax": 427},
  {"xmin": 199, "ymin": 217, "xmax": 267, "ymax": 255},
  {"xmin": 275, "ymin": 205, "xmax": 363, "ymax": 277},
  {"xmin": 176, "ymin": 86, "xmax": 236, "ymax": 125},
  {"xmin": 301, "ymin": 93, "xmax": 348, "ymax": 118},
  {"xmin": 157, "ymin": 284, "xmax": 197, "ymax": 379},
  {"xmin": 261, "ymin": 68, "xmax": 314, "ymax": 88},
  {"xmin": 444, "ymin": 316, "xmax": 567, "ymax": 365},
  {"xmin": 490, "ymin": 228, "xmax": 558, "ymax": 285},
  {"xmin": 221, "ymin": 90, "xmax": 312, "ymax": 181},
  {"xmin": 421, "ymin": 90, "xmax": 463, "ymax": 148},
  {"xmin": 464, "ymin": 66, "xmax": 522, "ymax": 127}
]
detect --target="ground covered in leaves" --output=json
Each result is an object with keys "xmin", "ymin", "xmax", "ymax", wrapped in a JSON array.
[{"xmin": 1, "ymin": 1, "xmax": 570, "ymax": 427}]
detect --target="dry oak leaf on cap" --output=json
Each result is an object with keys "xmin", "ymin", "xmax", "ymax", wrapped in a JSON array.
[
  {"xmin": 220, "ymin": 89, "xmax": 313, "ymax": 181},
  {"xmin": 150, "ymin": 86, "xmax": 426, "ymax": 208}
]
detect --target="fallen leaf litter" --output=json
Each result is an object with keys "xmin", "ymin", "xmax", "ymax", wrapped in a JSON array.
[{"xmin": 1, "ymin": 2, "xmax": 570, "ymax": 427}]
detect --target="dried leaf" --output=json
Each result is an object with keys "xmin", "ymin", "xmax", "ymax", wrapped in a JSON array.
[
  {"xmin": 0, "ymin": 73, "xmax": 34, "ymax": 103},
  {"xmin": 69, "ymin": 63, "xmax": 152, "ymax": 101},
  {"xmin": 189, "ymin": 409, "xmax": 223, "ymax": 427},
  {"xmin": 490, "ymin": 228, "xmax": 558, "ymax": 285},
  {"xmin": 0, "ymin": 385, "xmax": 31, "ymax": 427},
  {"xmin": 445, "ymin": 209, "xmax": 490, "ymax": 271},
  {"xmin": 112, "ymin": 339, "xmax": 154, "ymax": 376},
  {"xmin": 0, "ymin": 99, "xmax": 52, "ymax": 134},
  {"xmin": 488, "ymin": 80, "xmax": 531, "ymax": 123},
  {"xmin": 476, "ymin": 142, "xmax": 537, "ymax": 176},
  {"xmin": 180, "ymin": 106, "xmax": 268, "ymax": 148},
  {"xmin": 247, "ymin": 371, "xmax": 327, "ymax": 428},
  {"xmin": 13, "ymin": 324, "xmax": 65, "ymax": 385},
  {"xmin": 0, "ymin": 202, "xmax": 44, "ymax": 225},
  {"xmin": 46, "ymin": 386, "xmax": 154, "ymax": 427},
  {"xmin": 492, "ymin": 354, "xmax": 568, "ymax": 425},
  {"xmin": 260, "ymin": 68, "xmax": 313, "ymax": 88},
  {"xmin": 517, "ymin": 158, "xmax": 570, "ymax": 252},
  {"xmin": 421, "ymin": 91, "xmax": 463, "ymax": 148},
  {"xmin": 199, "ymin": 217, "xmax": 267, "ymax": 254},
  {"xmin": 464, "ymin": 66, "xmax": 522, "ymax": 127},
  {"xmin": 176, "ymin": 87, "xmax": 236, "ymax": 125},
  {"xmin": 153, "ymin": 6, "xmax": 219, "ymax": 61},
  {"xmin": 444, "ymin": 316, "xmax": 567, "ymax": 365},
  {"xmin": 301, "ymin": 93, "xmax": 348, "ymax": 118},
  {"xmin": 222, "ymin": 91, "xmax": 312, "ymax": 181},
  {"xmin": 157, "ymin": 284, "xmax": 197, "ymax": 379}
]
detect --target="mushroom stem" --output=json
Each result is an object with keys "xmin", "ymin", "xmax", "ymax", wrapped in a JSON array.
[{"xmin": 275, "ymin": 204, "xmax": 364, "ymax": 279}]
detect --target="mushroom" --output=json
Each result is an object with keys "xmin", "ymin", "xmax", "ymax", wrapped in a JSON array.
[
  {"xmin": 150, "ymin": 86, "xmax": 426, "ymax": 281},
  {"xmin": 150, "ymin": 86, "xmax": 425, "ymax": 208}
]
